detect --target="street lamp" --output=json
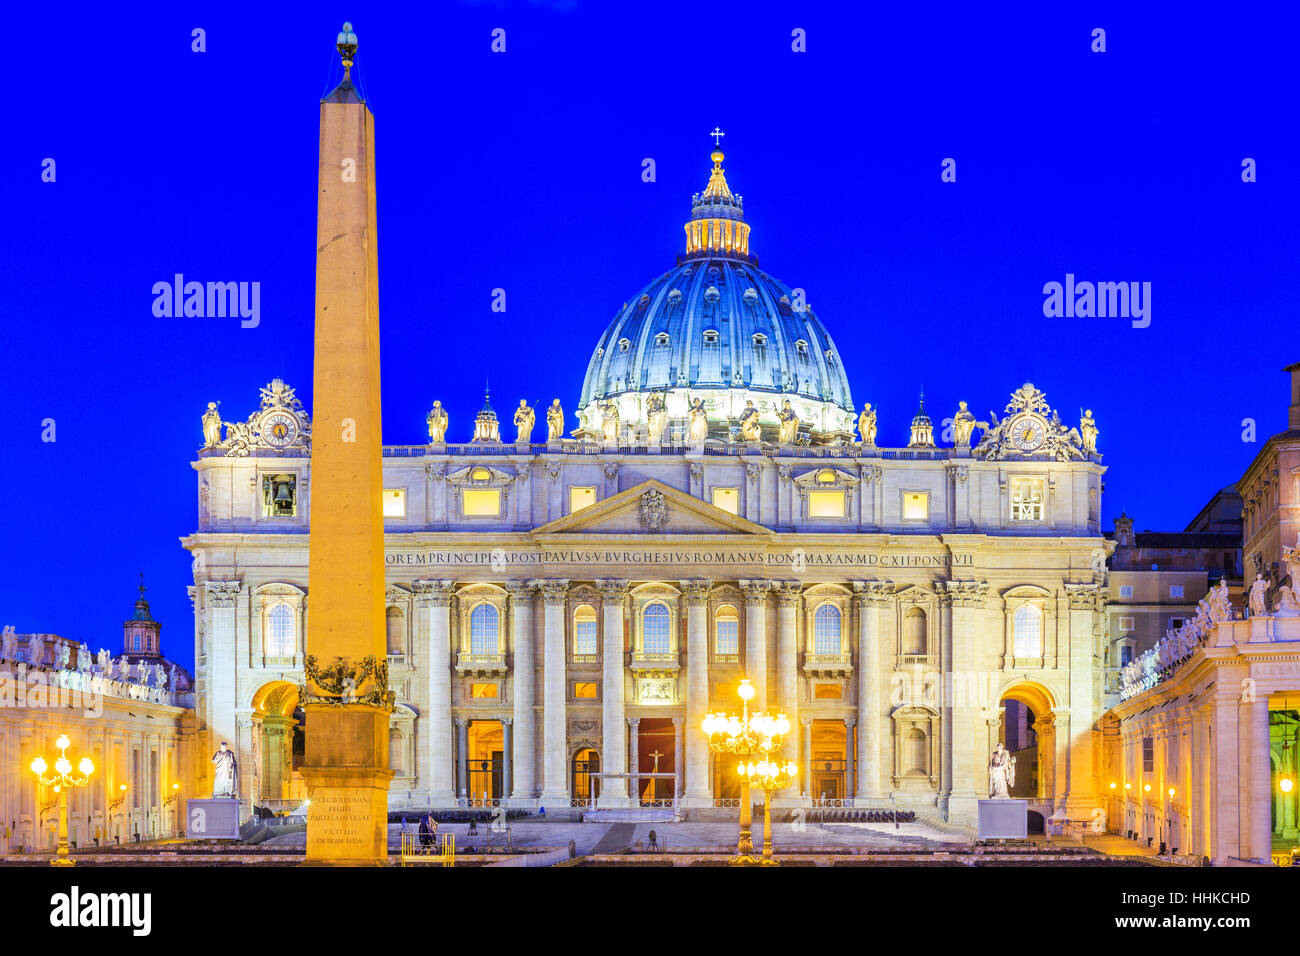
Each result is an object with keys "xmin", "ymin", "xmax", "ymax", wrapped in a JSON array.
[
  {"xmin": 739, "ymin": 759, "xmax": 797, "ymax": 865},
  {"xmin": 30, "ymin": 735, "xmax": 94, "ymax": 867},
  {"xmin": 702, "ymin": 678, "xmax": 790, "ymax": 866}
]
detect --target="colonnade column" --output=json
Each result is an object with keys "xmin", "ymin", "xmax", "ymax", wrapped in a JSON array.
[
  {"xmin": 681, "ymin": 580, "xmax": 712, "ymax": 806},
  {"xmin": 1247, "ymin": 696, "xmax": 1273, "ymax": 862},
  {"xmin": 1064, "ymin": 584, "xmax": 1103, "ymax": 818},
  {"xmin": 413, "ymin": 580, "xmax": 455, "ymax": 804},
  {"xmin": 740, "ymin": 581, "xmax": 769, "ymax": 712},
  {"xmin": 506, "ymin": 582, "xmax": 537, "ymax": 803},
  {"xmin": 774, "ymin": 582, "xmax": 801, "ymax": 797},
  {"xmin": 597, "ymin": 579, "xmax": 630, "ymax": 806},
  {"xmin": 853, "ymin": 581, "xmax": 892, "ymax": 800},
  {"xmin": 539, "ymin": 580, "xmax": 570, "ymax": 804}
]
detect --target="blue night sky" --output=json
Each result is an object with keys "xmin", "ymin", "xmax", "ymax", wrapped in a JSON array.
[{"xmin": 2, "ymin": 2, "xmax": 1296, "ymax": 673}]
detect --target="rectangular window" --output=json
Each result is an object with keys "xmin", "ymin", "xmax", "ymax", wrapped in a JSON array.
[
  {"xmin": 1119, "ymin": 585, "xmax": 1134, "ymax": 598},
  {"xmin": 814, "ymin": 683, "xmax": 843, "ymax": 699},
  {"xmin": 462, "ymin": 488, "xmax": 501, "ymax": 517},
  {"xmin": 574, "ymin": 617, "xmax": 597, "ymax": 657},
  {"xmin": 573, "ymin": 682, "xmax": 598, "ymax": 699},
  {"xmin": 1009, "ymin": 477, "xmax": 1045, "ymax": 521},
  {"xmin": 1142, "ymin": 736, "xmax": 1154, "ymax": 773},
  {"xmin": 470, "ymin": 683, "xmax": 498, "ymax": 698},
  {"xmin": 1119, "ymin": 616, "xmax": 1134, "ymax": 631},
  {"xmin": 261, "ymin": 474, "xmax": 297, "ymax": 518},
  {"xmin": 902, "ymin": 491, "xmax": 928, "ymax": 521},
  {"xmin": 715, "ymin": 614, "xmax": 739, "ymax": 656},
  {"xmin": 808, "ymin": 490, "xmax": 845, "ymax": 518},
  {"xmin": 1120, "ymin": 645, "xmax": 1133, "ymax": 667},
  {"xmin": 1170, "ymin": 618, "xmax": 1184, "ymax": 628},
  {"xmin": 1169, "ymin": 585, "xmax": 1184, "ymax": 599},
  {"xmin": 569, "ymin": 486, "xmax": 597, "ymax": 513},
  {"xmin": 382, "ymin": 488, "xmax": 406, "ymax": 518},
  {"xmin": 712, "ymin": 488, "xmax": 739, "ymax": 514}
]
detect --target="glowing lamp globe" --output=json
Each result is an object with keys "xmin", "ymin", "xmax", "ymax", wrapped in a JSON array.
[
  {"xmin": 1282, "ymin": 778, "xmax": 1295, "ymax": 794},
  {"xmin": 79, "ymin": 757, "xmax": 94, "ymax": 776},
  {"xmin": 30, "ymin": 756, "xmax": 47, "ymax": 776}
]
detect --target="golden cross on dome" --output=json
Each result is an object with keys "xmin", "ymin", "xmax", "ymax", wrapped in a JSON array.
[{"xmin": 710, "ymin": 127, "xmax": 725, "ymax": 147}]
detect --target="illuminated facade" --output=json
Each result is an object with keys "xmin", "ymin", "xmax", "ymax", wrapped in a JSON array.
[{"xmin": 184, "ymin": 144, "xmax": 1115, "ymax": 829}]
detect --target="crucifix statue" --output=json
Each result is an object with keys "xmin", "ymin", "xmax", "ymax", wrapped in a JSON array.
[{"xmin": 645, "ymin": 750, "xmax": 665, "ymax": 802}]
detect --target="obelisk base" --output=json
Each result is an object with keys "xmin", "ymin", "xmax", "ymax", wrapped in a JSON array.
[{"xmin": 301, "ymin": 705, "xmax": 394, "ymax": 866}]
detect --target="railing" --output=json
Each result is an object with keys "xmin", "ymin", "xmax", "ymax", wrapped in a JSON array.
[
  {"xmin": 812, "ymin": 797, "xmax": 855, "ymax": 809},
  {"xmin": 711, "ymin": 653, "xmax": 740, "ymax": 664},
  {"xmin": 457, "ymin": 796, "xmax": 503, "ymax": 808},
  {"xmin": 455, "ymin": 652, "xmax": 507, "ymax": 674},
  {"xmin": 399, "ymin": 831, "xmax": 455, "ymax": 867},
  {"xmin": 630, "ymin": 651, "xmax": 678, "ymax": 665},
  {"xmin": 713, "ymin": 798, "xmax": 741, "ymax": 808}
]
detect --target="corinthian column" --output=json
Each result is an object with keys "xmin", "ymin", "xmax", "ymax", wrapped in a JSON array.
[
  {"xmin": 853, "ymin": 581, "xmax": 893, "ymax": 800},
  {"xmin": 596, "ymin": 579, "xmax": 630, "ymax": 806},
  {"xmin": 775, "ymin": 582, "xmax": 802, "ymax": 784},
  {"xmin": 539, "ymin": 580, "xmax": 570, "ymax": 803},
  {"xmin": 681, "ymin": 580, "xmax": 712, "ymax": 806},
  {"xmin": 1063, "ymin": 583, "xmax": 1103, "ymax": 819},
  {"xmin": 506, "ymin": 582, "xmax": 537, "ymax": 803},
  {"xmin": 739, "ymin": 581, "xmax": 770, "ymax": 712},
  {"xmin": 413, "ymin": 580, "xmax": 456, "ymax": 805},
  {"xmin": 939, "ymin": 579, "xmax": 989, "ymax": 823}
]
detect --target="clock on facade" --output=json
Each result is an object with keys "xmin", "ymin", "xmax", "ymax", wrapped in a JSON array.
[
  {"xmin": 1006, "ymin": 412, "xmax": 1046, "ymax": 453},
  {"xmin": 260, "ymin": 411, "xmax": 300, "ymax": 448}
]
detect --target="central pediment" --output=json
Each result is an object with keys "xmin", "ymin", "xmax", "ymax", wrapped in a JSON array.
[{"xmin": 532, "ymin": 479, "xmax": 772, "ymax": 536}]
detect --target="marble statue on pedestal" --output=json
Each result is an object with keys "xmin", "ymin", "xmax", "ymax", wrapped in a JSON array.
[
  {"xmin": 97, "ymin": 648, "xmax": 112, "ymax": 674},
  {"xmin": 117, "ymin": 656, "xmax": 132, "ymax": 682},
  {"xmin": 546, "ymin": 399, "xmax": 565, "ymax": 440},
  {"xmin": 513, "ymin": 400, "xmax": 535, "ymax": 443},
  {"xmin": 778, "ymin": 400, "xmax": 799, "ymax": 444},
  {"xmin": 201, "ymin": 402, "xmax": 223, "ymax": 447},
  {"xmin": 738, "ymin": 401, "xmax": 761, "ymax": 442},
  {"xmin": 952, "ymin": 401, "xmax": 976, "ymax": 445},
  {"xmin": 988, "ymin": 742, "xmax": 1016, "ymax": 799},
  {"xmin": 57, "ymin": 642, "xmax": 71, "ymax": 669},
  {"xmin": 212, "ymin": 742, "xmax": 238, "ymax": 798},
  {"xmin": 1249, "ymin": 574, "xmax": 1269, "ymax": 616},
  {"xmin": 1079, "ymin": 409, "xmax": 1099, "ymax": 455},
  {"xmin": 857, "ymin": 402, "xmax": 877, "ymax": 446},
  {"xmin": 27, "ymin": 634, "xmax": 45, "ymax": 667},
  {"xmin": 426, "ymin": 401, "xmax": 448, "ymax": 443},
  {"xmin": 0, "ymin": 627, "xmax": 14, "ymax": 661},
  {"xmin": 601, "ymin": 402, "xmax": 620, "ymax": 443},
  {"xmin": 688, "ymin": 398, "xmax": 709, "ymax": 442},
  {"xmin": 77, "ymin": 643, "xmax": 92, "ymax": 673},
  {"xmin": 646, "ymin": 393, "xmax": 668, "ymax": 442}
]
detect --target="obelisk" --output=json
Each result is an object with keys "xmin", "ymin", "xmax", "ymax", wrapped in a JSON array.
[{"xmin": 300, "ymin": 21, "xmax": 394, "ymax": 866}]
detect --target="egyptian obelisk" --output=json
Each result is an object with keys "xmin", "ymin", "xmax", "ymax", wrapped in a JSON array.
[{"xmin": 301, "ymin": 21, "xmax": 394, "ymax": 866}]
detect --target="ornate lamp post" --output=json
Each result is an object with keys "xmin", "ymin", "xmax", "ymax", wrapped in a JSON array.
[
  {"xmin": 702, "ymin": 678, "xmax": 790, "ymax": 866},
  {"xmin": 739, "ymin": 759, "xmax": 797, "ymax": 865},
  {"xmin": 30, "ymin": 735, "xmax": 94, "ymax": 867}
]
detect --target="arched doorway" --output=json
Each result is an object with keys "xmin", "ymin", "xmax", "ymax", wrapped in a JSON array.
[
  {"xmin": 251, "ymin": 681, "xmax": 302, "ymax": 810},
  {"xmin": 996, "ymin": 681, "xmax": 1057, "ymax": 812},
  {"xmin": 573, "ymin": 748, "xmax": 600, "ymax": 805}
]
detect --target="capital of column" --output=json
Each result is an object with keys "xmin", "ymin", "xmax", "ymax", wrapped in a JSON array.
[
  {"xmin": 595, "ymin": 578, "xmax": 630, "ymax": 601},
  {"xmin": 937, "ymin": 580, "xmax": 989, "ymax": 608},
  {"xmin": 412, "ymin": 579, "xmax": 456, "ymax": 607},
  {"xmin": 800, "ymin": 716, "xmax": 813, "ymax": 728},
  {"xmin": 204, "ymin": 581, "xmax": 241, "ymax": 608},
  {"xmin": 504, "ymin": 580, "xmax": 537, "ymax": 605},
  {"xmin": 538, "ymin": 579, "xmax": 570, "ymax": 606},
  {"xmin": 627, "ymin": 717, "xmax": 640, "ymax": 730},
  {"xmin": 844, "ymin": 716, "xmax": 857, "ymax": 729},
  {"xmin": 1064, "ymin": 582, "xmax": 1106, "ymax": 611},
  {"xmin": 679, "ymin": 580, "xmax": 712, "ymax": 606},
  {"xmin": 501, "ymin": 716, "xmax": 513, "ymax": 727},
  {"xmin": 851, "ymin": 580, "xmax": 895, "ymax": 608},
  {"xmin": 454, "ymin": 717, "xmax": 469, "ymax": 728},
  {"xmin": 671, "ymin": 717, "xmax": 683, "ymax": 729},
  {"xmin": 774, "ymin": 581, "xmax": 803, "ymax": 608},
  {"xmin": 738, "ymin": 580, "xmax": 771, "ymax": 605}
]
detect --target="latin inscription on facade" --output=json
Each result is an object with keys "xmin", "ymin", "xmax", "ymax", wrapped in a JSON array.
[{"xmin": 385, "ymin": 549, "xmax": 973, "ymax": 569}]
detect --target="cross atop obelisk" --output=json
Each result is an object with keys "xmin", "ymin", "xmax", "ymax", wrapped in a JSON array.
[{"xmin": 301, "ymin": 21, "xmax": 394, "ymax": 866}]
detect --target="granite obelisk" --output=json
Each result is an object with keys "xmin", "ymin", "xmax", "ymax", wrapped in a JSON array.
[{"xmin": 301, "ymin": 22, "xmax": 394, "ymax": 866}]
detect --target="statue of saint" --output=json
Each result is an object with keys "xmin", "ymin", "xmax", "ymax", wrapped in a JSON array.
[
  {"xmin": 688, "ymin": 398, "xmax": 709, "ymax": 442},
  {"xmin": 77, "ymin": 643, "xmax": 92, "ymax": 673},
  {"xmin": 778, "ymin": 400, "xmax": 799, "ymax": 444},
  {"xmin": 0, "ymin": 628, "xmax": 15, "ymax": 661},
  {"xmin": 201, "ymin": 402, "xmax": 223, "ymax": 447},
  {"xmin": 97, "ymin": 648, "xmax": 112, "ymax": 673},
  {"xmin": 513, "ymin": 400, "xmax": 535, "ymax": 443},
  {"xmin": 222, "ymin": 420, "xmax": 253, "ymax": 456},
  {"xmin": 27, "ymin": 634, "xmax": 45, "ymax": 667},
  {"xmin": 546, "ymin": 399, "xmax": 565, "ymax": 440},
  {"xmin": 646, "ymin": 393, "xmax": 668, "ymax": 442},
  {"xmin": 952, "ymin": 401, "xmax": 977, "ymax": 446},
  {"xmin": 857, "ymin": 402, "xmax": 877, "ymax": 446},
  {"xmin": 212, "ymin": 742, "xmax": 238, "ymax": 799},
  {"xmin": 601, "ymin": 401, "xmax": 620, "ymax": 443},
  {"xmin": 738, "ymin": 400, "xmax": 761, "ymax": 442},
  {"xmin": 57, "ymin": 642, "xmax": 71, "ymax": 669},
  {"xmin": 1249, "ymin": 573, "xmax": 1269, "ymax": 616},
  {"xmin": 117, "ymin": 656, "xmax": 132, "ymax": 682},
  {"xmin": 1079, "ymin": 409, "xmax": 1099, "ymax": 455},
  {"xmin": 988, "ymin": 742, "xmax": 1016, "ymax": 799},
  {"xmin": 426, "ymin": 401, "xmax": 448, "ymax": 443}
]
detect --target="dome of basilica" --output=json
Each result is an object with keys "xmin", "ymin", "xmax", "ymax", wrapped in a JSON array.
[{"xmin": 577, "ymin": 143, "xmax": 856, "ymax": 443}]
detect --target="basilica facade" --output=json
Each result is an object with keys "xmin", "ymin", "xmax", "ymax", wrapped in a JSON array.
[{"xmin": 184, "ymin": 146, "xmax": 1111, "ymax": 828}]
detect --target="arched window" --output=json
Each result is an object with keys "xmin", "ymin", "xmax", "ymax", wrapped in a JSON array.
[
  {"xmin": 386, "ymin": 607, "xmax": 405, "ymax": 655},
  {"xmin": 470, "ymin": 603, "xmax": 500, "ymax": 656},
  {"xmin": 715, "ymin": 605, "xmax": 739, "ymax": 657},
  {"xmin": 1013, "ymin": 605, "xmax": 1042, "ymax": 658},
  {"xmin": 573, "ymin": 605, "xmax": 598, "ymax": 658},
  {"xmin": 267, "ymin": 604, "xmax": 294, "ymax": 657},
  {"xmin": 642, "ymin": 603, "xmax": 671, "ymax": 656},
  {"xmin": 903, "ymin": 607, "xmax": 927, "ymax": 656},
  {"xmin": 813, "ymin": 604, "xmax": 841, "ymax": 656}
]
